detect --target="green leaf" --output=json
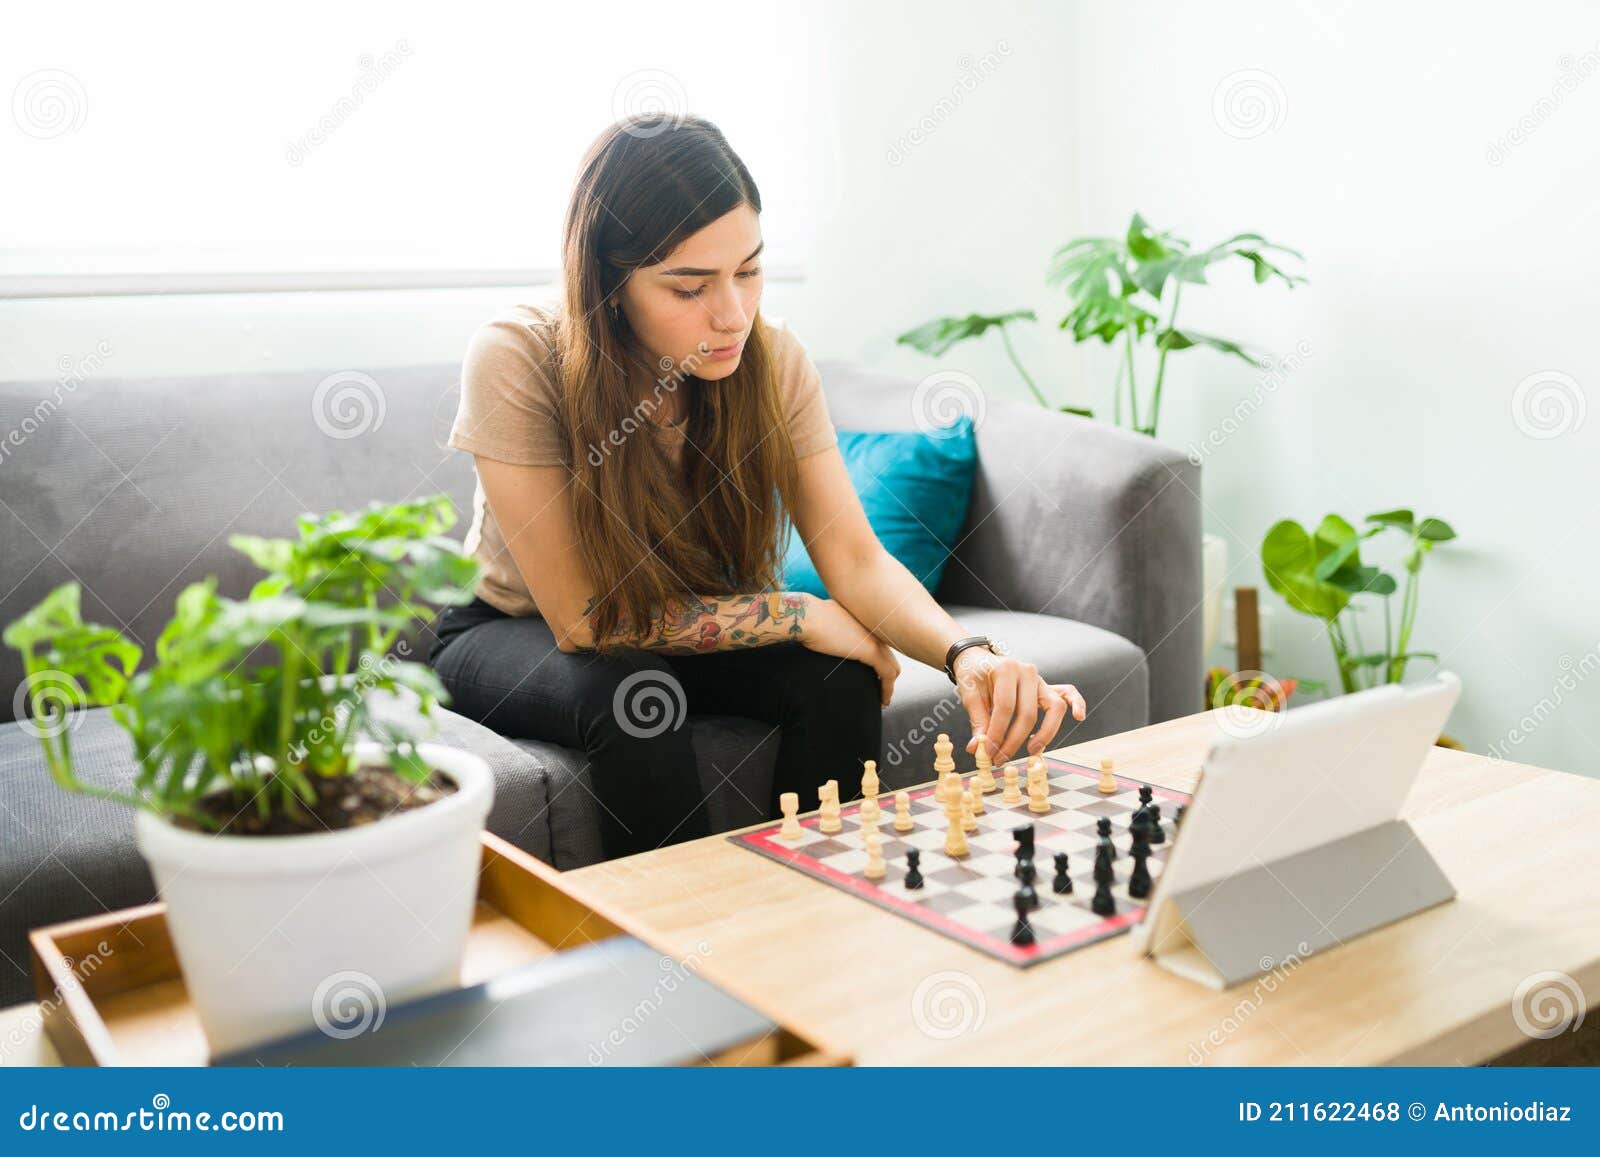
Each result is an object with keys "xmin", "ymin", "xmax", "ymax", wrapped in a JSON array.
[
  {"xmin": 1059, "ymin": 404, "xmax": 1095, "ymax": 418},
  {"xmin": 1417, "ymin": 517, "xmax": 1457, "ymax": 542},
  {"xmin": 895, "ymin": 311, "xmax": 1037, "ymax": 358},
  {"xmin": 1366, "ymin": 509, "xmax": 1415, "ymax": 532},
  {"xmin": 1325, "ymin": 565, "xmax": 1398, "ymax": 597},
  {"xmin": 1261, "ymin": 520, "xmax": 1351, "ymax": 621},
  {"xmin": 1157, "ymin": 328, "xmax": 1261, "ymax": 365}
]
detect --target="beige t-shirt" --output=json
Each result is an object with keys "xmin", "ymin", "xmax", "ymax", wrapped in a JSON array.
[{"xmin": 447, "ymin": 300, "xmax": 838, "ymax": 617}]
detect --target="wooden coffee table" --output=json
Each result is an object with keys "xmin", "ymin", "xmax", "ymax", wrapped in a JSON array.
[
  {"xmin": 6, "ymin": 708, "xmax": 1595, "ymax": 1068},
  {"xmin": 559, "ymin": 708, "xmax": 1600, "ymax": 1065}
]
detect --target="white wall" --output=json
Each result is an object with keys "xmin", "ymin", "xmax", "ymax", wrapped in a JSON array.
[{"xmin": 6, "ymin": 0, "xmax": 1595, "ymax": 775}]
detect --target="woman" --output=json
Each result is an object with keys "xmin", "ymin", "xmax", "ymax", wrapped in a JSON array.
[{"xmin": 429, "ymin": 114, "xmax": 1087, "ymax": 860}]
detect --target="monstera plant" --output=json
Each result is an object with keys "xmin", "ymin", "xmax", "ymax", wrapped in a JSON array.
[
  {"xmin": 1262, "ymin": 509, "xmax": 1457, "ymax": 694},
  {"xmin": 896, "ymin": 213, "xmax": 1305, "ymax": 437}
]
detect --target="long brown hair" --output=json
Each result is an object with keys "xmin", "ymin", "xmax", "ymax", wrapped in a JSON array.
[{"xmin": 557, "ymin": 115, "xmax": 800, "ymax": 649}]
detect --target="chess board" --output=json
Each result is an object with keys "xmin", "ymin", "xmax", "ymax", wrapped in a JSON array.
[{"xmin": 730, "ymin": 756, "xmax": 1193, "ymax": 967}]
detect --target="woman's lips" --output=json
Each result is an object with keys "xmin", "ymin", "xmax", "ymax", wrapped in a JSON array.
[{"xmin": 707, "ymin": 339, "xmax": 743, "ymax": 361}]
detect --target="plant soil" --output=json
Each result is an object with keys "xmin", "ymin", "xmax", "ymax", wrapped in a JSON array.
[{"xmin": 173, "ymin": 763, "xmax": 459, "ymax": 836}]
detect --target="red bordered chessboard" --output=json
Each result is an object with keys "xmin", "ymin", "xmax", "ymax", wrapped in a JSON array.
[{"xmin": 730, "ymin": 756, "xmax": 1192, "ymax": 967}]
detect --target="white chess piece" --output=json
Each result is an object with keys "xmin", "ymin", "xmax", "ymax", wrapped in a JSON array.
[
  {"xmin": 960, "ymin": 791, "xmax": 977, "ymax": 833},
  {"xmin": 1098, "ymin": 756, "xmax": 1118, "ymax": 795},
  {"xmin": 779, "ymin": 792, "xmax": 802, "ymax": 841},
  {"xmin": 819, "ymin": 779, "xmax": 842, "ymax": 833},
  {"xmin": 968, "ymin": 776, "xmax": 986, "ymax": 816},
  {"xmin": 864, "ymin": 832, "xmax": 886, "ymax": 879},
  {"xmin": 933, "ymin": 733, "xmax": 956, "ymax": 802},
  {"xmin": 860, "ymin": 759, "xmax": 881, "ymax": 822},
  {"xmin": 974, "ymin": 738, "xmax": 996, "ymax": 793},
  {"xmin": 893, "ymin": 790, "xmax": 914, "ymax": 832},
  {"xmin": 1002, "ymin": 764, "xmax": 1022, "ymax": 805},
  {"xmin": 943, "ymin": 793, "xmax": 969, "ymax": 857},
  {"xmin": 1027, "ymin": 761, "xmax": 1050, "ymax": 814}
]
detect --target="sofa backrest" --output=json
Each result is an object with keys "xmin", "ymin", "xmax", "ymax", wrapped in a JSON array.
[{"xmin": 0, "ymin": 357, "xmax": 943, "ymax": 722}]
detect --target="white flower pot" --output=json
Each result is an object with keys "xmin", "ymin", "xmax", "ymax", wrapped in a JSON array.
[{"xmin": 133, "ymin": 741, "xmax": 494, "ymax": 1056}]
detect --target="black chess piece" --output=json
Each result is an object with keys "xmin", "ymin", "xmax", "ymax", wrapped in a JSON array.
[
  {"xmin": 1137, "ymin": 784, "xmax": 1154, "ymax": 810},
  {"xmin": 1095, "ymin": 816, "xmax": 1118, "ymax": 859},
  {"xmin": 1014, "ymin": 852, "xmax": 1034, "ymax": 881},
  {"xmin": 1174, "ymin": 804, "xmax": 1186, "ymax": 830},
  {"xmin": 1010, "ymin": 887, "xmax": 1037, "ymax": 947},
  {"xmin": 1017, "ymin": 859, "xmax": 1042, "ymax": 910},
  {"xmin": 1147, "ymin": 803, "xmax": 1165, "ymax": 845},
  {"xmin": 1130, "ymin": 808, "xmax": 1154, "ymax": 845},
  {"xmin": 1091, "ymin": 853, "xmax": 1116, "ymax": 916},
  {"xmin": 1127, "ymin": 830, "xmax": 1153, "ymax": 900},
  {"xmin": 1052, "ymin": 851, "xmax": 1073, "ymax": 894},
  {"xmin": 903, "ymin": 848, "xmax": 924, "ymax": 890},
  {"xmin": 1094, "ymin": 836, "xmax": 1116, "ymax": 883},
  {"xmin": 1012, "ymin": 823, "xmax": 1035, "ymax": 860}
]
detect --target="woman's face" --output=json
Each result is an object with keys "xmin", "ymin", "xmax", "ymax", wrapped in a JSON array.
[{"xmin": 618, "ymin": 203, "xmax": 764, "ymax": 381}]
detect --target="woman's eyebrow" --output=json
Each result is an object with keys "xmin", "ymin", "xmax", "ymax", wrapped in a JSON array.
[{"xmin": 658, "ymin": 241, "xmax": 764, "ymax": 277}]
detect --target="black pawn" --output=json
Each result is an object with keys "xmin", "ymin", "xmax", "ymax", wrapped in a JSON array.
[
  {"xmin": 1095, "ymin": 816, "xmax": 1118, "ymax": 860},
  {"xmin": 1052, "ymin": 851, "xmax": 1073, "ymax": 894},
  {"xmin": 1137, "ymin": 784, "xmax": 1154, "ymax": 811},
  {"xmin": 1010, "ymin": 887, "xmax": 1036, "ymax": 946},
  {"xmin": 1128, "ymin": 832, "xmax": 1153, "ymax": 900},
  {"xmin": 1094, "ymin": 836, "xmax": 1116, "ymax": 883},
  {"xmin": 1130, "ymin": 807, "xmax": 1154, "ymax": 845},
  {"xmin": 1018, "ymin": 858, "xmax": 1041, "ymax": 910},
  {"xmin": 1174, "ymin": 804, "xmax": 1186, "ymax": 830},
  {"xmin": 1091, "ymin": 853, "xmax": 1117, "ymax": 916},
  {"xmin": 1014, "ymin": 853, "xmax": 1034, "ymax": 881},
  {"xmin": 1147, "ymin": 804, "xmax": 1165, "ymax": 845},
  {"xmin": 903, "ymin": 848, "xmax": 924, "ymax": 890}
]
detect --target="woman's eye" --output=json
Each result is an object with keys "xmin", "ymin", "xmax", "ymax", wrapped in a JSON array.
[
  {"xmin": 738, "ymin": 267, "xmax": 762, "ymax": 279},
  {"xmin": 672, "ymin": 286, "xmax": 707, "ymax": 300}
]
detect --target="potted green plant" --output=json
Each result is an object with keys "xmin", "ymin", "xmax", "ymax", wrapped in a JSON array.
[
  {"xmin": 1261, "ymin": 508, "xmax": 1457, "ymax": 694},
  {"xmin": 897, "ymin": 213, "xmax": 1305, "ymax": 659},
  {"xmin": 3, "ymin": 495, "xmax": 488, "ymax": 1054}
]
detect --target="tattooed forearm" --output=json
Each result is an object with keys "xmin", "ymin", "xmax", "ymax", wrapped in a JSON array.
[{"xmin": 583, "ymin": 591, "xmax": 810, "ymax": 654}]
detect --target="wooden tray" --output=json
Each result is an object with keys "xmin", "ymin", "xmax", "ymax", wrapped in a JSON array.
[{"xmin": 29, "ymin": 831, "xmax": 847, "ymax": 1067}]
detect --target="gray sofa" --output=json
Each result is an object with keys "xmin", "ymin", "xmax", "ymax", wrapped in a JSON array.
[{"xmin": 0, "ymin": 355, "xmax": 1200, "ymax": 1007}]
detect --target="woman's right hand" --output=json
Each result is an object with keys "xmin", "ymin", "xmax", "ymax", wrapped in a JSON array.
[{"xmin": 800, "ymin": 596, "xmax": 900, "ymax": 707}]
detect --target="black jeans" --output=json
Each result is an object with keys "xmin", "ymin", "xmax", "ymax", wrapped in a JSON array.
[{"xmin": 426, "ymin": 597, "xmax": 884, "ymax": 860}]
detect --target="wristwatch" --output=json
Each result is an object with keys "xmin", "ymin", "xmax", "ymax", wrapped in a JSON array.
[{"xmin": 942, "ymin": 635, "xmax": 1000, "ymax": 684}]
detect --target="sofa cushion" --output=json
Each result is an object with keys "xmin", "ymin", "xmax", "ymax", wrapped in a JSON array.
[{"xmin": 0, "ymin": 696, "xmax": 550, "ymax": 1010}]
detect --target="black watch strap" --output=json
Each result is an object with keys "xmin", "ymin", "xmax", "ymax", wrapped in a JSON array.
[{"xmin": 943, "ymin": 635, "xmax": 997, "ymax": 684}]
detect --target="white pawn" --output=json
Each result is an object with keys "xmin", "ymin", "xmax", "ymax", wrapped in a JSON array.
[
  {"xmin": 933, "ymin": 733, "xmax": 956, "ymax": 801},
  {"xmin": 944, "ymin": 794, "xmax": 969, "ymax": 857},
  {"xmin": 864, "ymin": 832, "xmax": 886, "ymax": 879},
  {"xmin": 779, "ymin": 791, "xmax": 802, "ymax": 841},
  {"xmin": 974, "ymin": 737, "xmax": 996, "ymax": 793},
  {"xmin": 960, "ymin": 790, "xmax": 978, "ymax": 833},
  {"xmin": 860, "ymin": 760, "xmax": 881, "ymax": 822},
  {"xmin": 893, "ymin": 790, "xmax": 914, "ymax": 832},
  {"xmin": 1098, "ymin": 755, "xmax": 1118, "ymax": 795},
  {"xmin": 968, "ymin": 776, "xmax": 986, "ymax": 816},
  {"xmin": 1002, "ymin": 764, "xmax": 1022, "ymax": 805},
  {"xmin": 819, "ymin": 779, "xmax": 842, "ymax": 834}
]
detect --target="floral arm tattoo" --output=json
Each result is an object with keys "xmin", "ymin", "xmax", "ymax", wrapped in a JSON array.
[{"xmin": 581, "ymin": 592, "xmax": 809, "ymax": 654}]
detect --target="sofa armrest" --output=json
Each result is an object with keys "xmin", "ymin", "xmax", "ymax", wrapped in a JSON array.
[{"xmin": 934, "ymin": 399, "xmax": 1203, "ymax": 722}]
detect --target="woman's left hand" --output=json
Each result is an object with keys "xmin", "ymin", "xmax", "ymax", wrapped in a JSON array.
[{"xmin": 951, "ymin": 648, "xmax": 1087, "ymax": 765}]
